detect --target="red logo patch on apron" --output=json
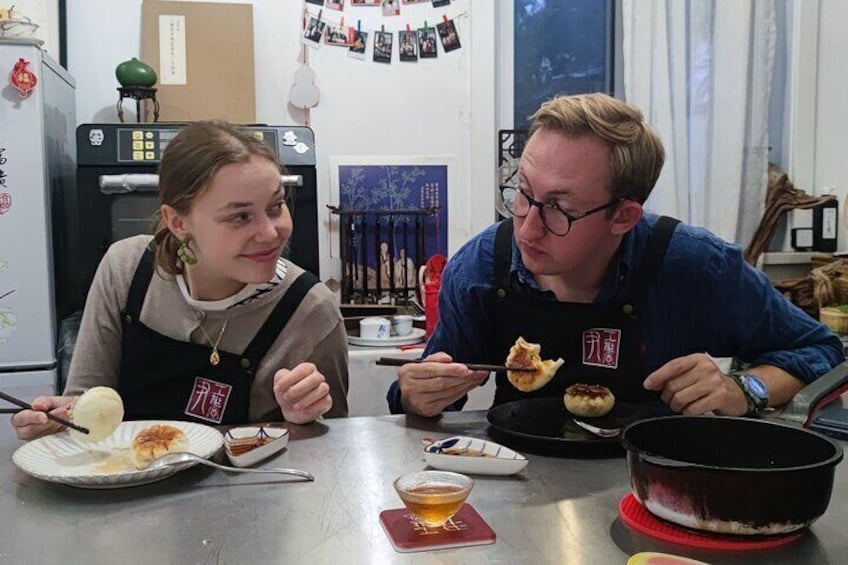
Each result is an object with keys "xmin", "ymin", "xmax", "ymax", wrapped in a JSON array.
[
  {"xmin": 582, "ymin": 328, "xmax": 621, "ymax": 369},
  {"xmin": 185, "ymin": 377, "xmax": 232, "ymax": 424}
]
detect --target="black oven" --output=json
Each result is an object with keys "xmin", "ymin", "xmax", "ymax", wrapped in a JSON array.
[{"xmin": 58, "ymin": 124, "xmax": 319, "ymax": 321}]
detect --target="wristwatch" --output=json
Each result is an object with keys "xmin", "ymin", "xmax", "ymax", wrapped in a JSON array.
[{"xmin": 729, "ymin": 372, "xmax": 769, "ymax": 416}]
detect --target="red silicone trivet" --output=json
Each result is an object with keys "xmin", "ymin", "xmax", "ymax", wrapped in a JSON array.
[{"xmin": 618, "ymin": 493, "xmax": 804, "ymax": 551}]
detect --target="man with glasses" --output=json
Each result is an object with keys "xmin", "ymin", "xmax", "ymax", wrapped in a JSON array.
[{"xmin": 387, "ymin": 93, "xmax": 844, "ymax": 419}]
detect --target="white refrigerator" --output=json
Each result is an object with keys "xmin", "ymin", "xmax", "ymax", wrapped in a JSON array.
[{"xmin": 0, "ymin": 38, "xmax": 75, "ymax": 395}]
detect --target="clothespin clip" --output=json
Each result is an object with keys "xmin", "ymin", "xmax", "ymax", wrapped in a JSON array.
[
  {"xmin": 443, "ymin": 14, "xmax": 449, "ymax": 25},
  {"xmin": 381, "ymin": 24, "xmax": 385, "ymax": 33},
  {"xmin": 317, "ymin": 9, "xmax": 323, "ymax": 22},
  {"xmin": 357, "ymin": 19, "xmax": 361, "ymax": 31},
  {"xmin": 302, "ymin": 6, "xmax": 307, "ymax": 29},
  {"xmin": 340, "ymin": 16, "xmax": 345, "ymax": 28},
  {"xmin": 423, "ymin": 20, "xmax": 428, "ymax": 30},
  {"xmin": 406, "ymin": 23, "xmax": 410, "ymax": 33}
]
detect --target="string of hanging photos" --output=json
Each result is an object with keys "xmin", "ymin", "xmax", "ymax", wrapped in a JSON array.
[{"xmin": 301, "ymin": 0, "xmax": 463, "ymax": 64}]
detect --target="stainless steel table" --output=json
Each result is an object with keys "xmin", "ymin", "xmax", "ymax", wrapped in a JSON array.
[{"xmin": 2, "ymin": 410, "xmax": 847, "ymax": 564}]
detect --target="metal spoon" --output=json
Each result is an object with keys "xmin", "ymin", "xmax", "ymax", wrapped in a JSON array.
[
  {"xmin": 147, "ymin": 452, "xmax": 315, "ymax": 481},
  {"xmin": 573, "ymin": 419, "xmax": 621, "ymax": 438}
]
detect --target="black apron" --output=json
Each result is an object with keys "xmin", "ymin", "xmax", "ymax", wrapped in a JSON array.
[
  {"xmin": 118, "ymin": 250, "xmax": 318, "ymax": 425},
  {"xmin": 487, "ymin": 217, "xmax": 679, "ymax": 407}
]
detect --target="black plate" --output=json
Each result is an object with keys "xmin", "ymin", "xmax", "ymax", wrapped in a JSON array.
[{"xmin": 486, "ymin": 397, "xmax": 672, "ymax": 457}]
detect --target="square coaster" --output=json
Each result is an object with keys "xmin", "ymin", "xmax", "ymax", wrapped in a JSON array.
[{"xmin": 379, "ymin": 503, "xmax": 496, "ymax": 553}]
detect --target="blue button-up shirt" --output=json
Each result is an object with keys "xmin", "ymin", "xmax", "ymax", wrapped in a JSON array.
[{"xmin": 387, "ymin": 213, "xmax": 844, "ymax": 413}]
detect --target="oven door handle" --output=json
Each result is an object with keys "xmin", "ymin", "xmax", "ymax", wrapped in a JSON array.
[
  {"xmin": 281, "ymin": 174, "xmax": 303, "ymax": 187},
  {"xmin": 99, "ymin": 173, "xmax": 303, "ymax": 194},
  {"xmin": 99, "ymin": 174, "xmax": 159, "ymax": 194}
]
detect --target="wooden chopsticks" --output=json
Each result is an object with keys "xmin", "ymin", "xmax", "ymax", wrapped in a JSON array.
[
  {"xmin": 0, "ymin": 390, "xmax": 89, "ymax": 435},
  {"xmin": 376, "ymin": 356, "xmax": 534, "ymax": 373}
]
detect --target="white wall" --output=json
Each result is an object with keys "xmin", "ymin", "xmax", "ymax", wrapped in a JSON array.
[
  {"xmin": 812, "ymin": 0, "xmax": 848, "ymax": 251},
  {"xmin": 66, "ymin": 0, "xmax": 496, "ymax": 281}
]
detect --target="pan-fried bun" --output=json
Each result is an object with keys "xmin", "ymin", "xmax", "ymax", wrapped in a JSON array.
[
  {"xmin": 69, "ymin": 386, "xmax": 124, "ymax": 442},
  {"xmin": 131, "ymin": 424, "xmax": 188, "ymax": 469},
  {"xmin": 564, "ymin": 383, "xmax": 615, "ymax": 417},
  {"xmin": 506, "ymin": 337, "xmax": 564, "ymax": 392}
]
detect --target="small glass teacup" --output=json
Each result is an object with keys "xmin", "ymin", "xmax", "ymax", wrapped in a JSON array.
[{"xmin": 393, "ymin": 470, "xmax": 474, "ymax": 527}]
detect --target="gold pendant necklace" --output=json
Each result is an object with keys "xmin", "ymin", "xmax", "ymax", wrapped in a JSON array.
[{"xmin": 196, "ymin": 318, "xmax": 229, "ymax": 366}]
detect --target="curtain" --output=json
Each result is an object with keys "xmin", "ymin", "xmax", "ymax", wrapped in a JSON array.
[{"xmin": 622, "ymin": 0, "xmax": 776, "ymax": 245}]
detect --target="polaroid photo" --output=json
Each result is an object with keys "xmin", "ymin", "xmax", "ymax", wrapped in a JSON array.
[
  {"xmin": 418, "ymin": 27, "xmax": 438, "ymax": 58},
  {"xmin": 326, "ymin": 0, "xmax": 344, "ymax": 10},
  {"xmin": 401, "ymin": 0, "xmax": 429, "ymax": 4},
  {"xmin": 432, "ymin": 0, "xmax": 451, "ymax": 6},
  {"xmin": 305, "ymin": 0, "xmax": 324, "ymax": 5},
  {"xmin": 303, "ymin": 17, "xmax": 327, "ymax": 48},
  {"xmin": 373, "ymin": 30, "xmax": 393, "ymax": 63},
  {"xmin": 348, "ymin": 29, "xmax": 369, "ymax": 60},
  {"xmin": 382, "ymin": 0, "xmax": 401, "ymax": 17},
  {"xmin": 325, "ymin": 23, "xmax": 351, "ymax": 46},
  {"xmin": 398, "ymin": 30, "xmax": 418, "ymax": 62},
  {"xmin": 437, "ymin": 18, "xmax": 461, "ymax": 53},
  {"xmin": 351, "ymin": 0, "xmax": 381, "ymax": 5}
]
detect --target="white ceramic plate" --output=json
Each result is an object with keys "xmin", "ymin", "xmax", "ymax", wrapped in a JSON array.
[
  {"xmin": 12, "ymin": 420, "xmax": 223, "ymax": 489},
  {"xmin": 224, "ymin": 426, "xmax": 289, "ymax": 467},
  {"xmin": 423, "ymin": 436, "xmax": 529, "ymax": 476},
  {"xmin": 347, "ymin": 327, "xmax": 426, "ymax": 347}
]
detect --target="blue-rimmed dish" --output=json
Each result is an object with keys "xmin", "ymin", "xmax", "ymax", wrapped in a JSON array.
[
  {"xmin": 224, "ymin": 426, "xmax": 289, "ymax": 467},
  {"xmin": 423, "ymin": 436, "xmax": 528, "ymax": 475}
]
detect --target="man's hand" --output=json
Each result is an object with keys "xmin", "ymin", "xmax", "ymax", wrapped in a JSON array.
[
  {"xmin": 273, "ymin": 363, "xmax": 333, "ymax": 424},
  {"xmin": 643, "ymin": 353, "xmax": 748, "ymax": 416},
  {"xmin": 398, "ymin": 352, "xmax": 488, "ymax": 417}
]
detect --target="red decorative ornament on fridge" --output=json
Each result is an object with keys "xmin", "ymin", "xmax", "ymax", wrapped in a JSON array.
[{"xmin": 9, "ymin": 58, "xmax": 37, "ymax": 98}]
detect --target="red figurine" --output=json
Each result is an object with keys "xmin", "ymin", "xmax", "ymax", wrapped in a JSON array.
[{"xmin": 9, "ymin": 58, "xmax": 37, "ymax": 98}]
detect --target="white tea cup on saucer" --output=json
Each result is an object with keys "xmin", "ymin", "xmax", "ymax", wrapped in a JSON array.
[
  {"xmin": 391, "ymin": 315, "xmax": 414, "ymax": 336},
  {"xmin": 360, "ymin": 317, "xmax": 391, "ymax": 339}
]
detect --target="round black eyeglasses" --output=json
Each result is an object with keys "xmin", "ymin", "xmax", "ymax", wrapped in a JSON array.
[{"xmin": 501, "ymin": 187, "xmax": 625, "ymax": 237}]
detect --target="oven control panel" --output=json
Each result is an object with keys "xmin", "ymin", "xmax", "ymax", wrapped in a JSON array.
[{"xmin": 77, "ymin": 124, "xmax": 315, "ymax": 167}]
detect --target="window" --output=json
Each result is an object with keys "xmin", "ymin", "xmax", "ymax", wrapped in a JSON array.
[
  {"xmin": 508, "ymin": 0, "xmax": 616, "ymax": 128},
  {"xmin": 497, "ymin": 1, "xmax": 617, "ymax": 216}
]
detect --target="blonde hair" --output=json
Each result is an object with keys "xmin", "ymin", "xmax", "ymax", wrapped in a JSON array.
[
  {"xmin": 152, "ymin": 121, "xmax": 283, "ymax": 275},
  {"xmin": 528, "ymin": 93, "xmax": 664, "ymax": 203}
]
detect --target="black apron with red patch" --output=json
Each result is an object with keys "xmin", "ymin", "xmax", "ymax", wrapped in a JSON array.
[
  {"xmin": 487, "ymin": 217, "xmax": 679, "ymax": 407},
  {"xmin": 117, "ymin": 250, "xmax": 318, "ymax": 425}
]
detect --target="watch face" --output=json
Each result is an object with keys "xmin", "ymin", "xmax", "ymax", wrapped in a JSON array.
[{"xmin": 743, "ymin": 374, "xmax": 769, "ymax": 404}]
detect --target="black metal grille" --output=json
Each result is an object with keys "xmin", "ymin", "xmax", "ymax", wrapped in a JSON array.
[{"xmin": 328, "ymin": 205, "xmax": 438, "ymax": 305}]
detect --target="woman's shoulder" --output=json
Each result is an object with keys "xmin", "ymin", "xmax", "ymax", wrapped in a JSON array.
[
  {"xmin": 105, "ymin": 235, "xmax": 154, "ymax": 262},
  {"xmin": 280, "ymin": 261, "xmax": 341, "ymax": 319},
  {"xmin": 98, "ymin": 235, "xmax": 154, "ymax": 281}
]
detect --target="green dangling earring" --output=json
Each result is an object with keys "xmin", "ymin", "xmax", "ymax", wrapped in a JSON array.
[{"xmin": 177, "ymin": 237, "xmax": 198, "ymax": 266}]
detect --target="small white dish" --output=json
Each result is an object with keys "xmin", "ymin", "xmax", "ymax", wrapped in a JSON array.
[
  {"xmin": 224, "ymin": 426, "xmax": 289, "ymax": 468},
  {"xmin": 423, "ymin": 436, "xmax": 528, "ymax": 476}
]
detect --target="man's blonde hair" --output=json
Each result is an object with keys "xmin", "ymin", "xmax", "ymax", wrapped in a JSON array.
[{"xmin": 528, "ymin": 93, "xmax": 664, "ymax": 203}]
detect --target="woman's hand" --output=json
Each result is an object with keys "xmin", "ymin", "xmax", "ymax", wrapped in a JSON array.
[
  {"xmin": 398, "ymin": 352, "xmax": 488, "ymax": 417},
  {"xmin": 10, "ymin": 396, "xmax": 76, "ymax": 440},
  {"xmin": 273, "ymin": 363, "xmax": 333, "ymax": 424}
]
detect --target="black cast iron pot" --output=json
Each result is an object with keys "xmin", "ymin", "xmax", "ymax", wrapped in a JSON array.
[{"xmin": 620, "ymin": 416, "xmax": 844, "ymax": 535}]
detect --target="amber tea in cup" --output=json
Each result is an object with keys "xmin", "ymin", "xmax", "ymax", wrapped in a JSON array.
[{"xmin": 393, "ymin": 470, "xmax": 474, "ymax": 527}]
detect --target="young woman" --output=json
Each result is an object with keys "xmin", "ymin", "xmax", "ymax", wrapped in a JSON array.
[{"xmin": 13, "ymin": 121, "xmax": 348, "ymax": 439}]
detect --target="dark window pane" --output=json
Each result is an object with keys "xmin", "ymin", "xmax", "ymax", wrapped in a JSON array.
[{"xmin": 514, "ymin": 0, "xmax": 614, "ymax": 127}]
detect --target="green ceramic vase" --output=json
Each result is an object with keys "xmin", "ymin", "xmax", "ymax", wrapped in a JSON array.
[{"xmin": 115, "ymin": 57, "xmax": 158, "ymax": 88}]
